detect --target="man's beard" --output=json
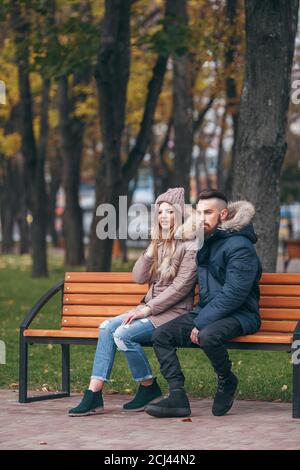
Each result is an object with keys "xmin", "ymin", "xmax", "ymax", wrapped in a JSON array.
[{"xmin": 204, "ymin": 216, "xmax": 221, "ymax": 238}]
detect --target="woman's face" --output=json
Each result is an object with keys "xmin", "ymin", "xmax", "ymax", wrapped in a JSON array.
[{"xmin": 158, "ymin": 202, "xmax": 175, "ymax": 234}]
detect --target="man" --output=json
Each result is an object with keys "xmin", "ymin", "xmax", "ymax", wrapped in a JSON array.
[{"xmin": 145, "ymin": 189, "xmax": 262, "ymax": 418}]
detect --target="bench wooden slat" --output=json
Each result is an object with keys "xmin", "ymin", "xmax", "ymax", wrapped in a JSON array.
[
  {"xmin": 64, "ymin": 279, "xmax": 199, "ymax": 294},
  {"xmin": 63, "ymin": 294, "xmax": 300, "ymax": 308},
  {"xmin": 63, "ymin": 305, "xmax": 131, "ymax": 316},
  {"xmin": 260, "ymin": 308, "xmax": 300, "ymax": 320},
  {"xmin": 259, "ymin": 296, "xmax": 300, "ymax": 308},
  {"xmin": 64, "ymin": 294, "xmax": 144, "ymax": 306},
  {"xmin": 64, "ymin": 272, "xmax": 300, "ymax": 285},
  {"xmin": 260, "ymin": 273, "xmax": 300, "ymax": 284},
  {"xmin": 24, "ymin": 328, "xmax": 100, "ymax": 338},
  {"xmin": 64, "ymin": 283, "xmax": 148, "ymax": 294},
  {"xmin": 260, "ymin": 285, "xmax": 300, "ymax": 296},
  {"xmin": 23, "ymin": 328, "xmax": 294, "ymax": 343},
  {"xmin": 61, "ymin": 305, "xmax": 300, "ymax": 321},
  {"xmin": 61, "ymin": 316, "xmax": 298, "ymax": 332},
  {"xmin": 62, "ymin": 316, "xmax": 111, "ymax": 328},
  {"xmin": 230, "ymin": 332, "xmax": 293, "ymax": 344},
  {"xmin": 260, "ymin": 320, "xmax": 298, "ymax": 332},
  {"xmin": 65, "ymin": 272, "xmax": 134, "ymax": 283}
]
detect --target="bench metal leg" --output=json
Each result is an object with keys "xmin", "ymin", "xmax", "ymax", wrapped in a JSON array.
[
  {"xmin": 292, "ymin": 341, "xmax": 300, "ymax": 419},
  {"xmin": 62, "ymin": 344, "xmax": 70, "ymax": 396},
  {"xmin": 19, "ymin": 338, "xmax": 70, "ymax": 403},
  {"xmin": 19, "ymin": 335, "xmax": 28, "ymax": 403}
]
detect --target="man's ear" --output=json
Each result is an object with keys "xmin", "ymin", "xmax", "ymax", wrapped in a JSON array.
[{"xmin": 220, "ymin": 208, "xmax": 229, "ymax": 222}]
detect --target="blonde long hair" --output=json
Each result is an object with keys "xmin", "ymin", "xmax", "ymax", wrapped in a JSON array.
[{"xmin": 149, "ymin": 203, "xmax": 183, "ymax": 278}]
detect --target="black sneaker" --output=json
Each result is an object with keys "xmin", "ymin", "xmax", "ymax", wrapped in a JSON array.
[
  {"xmin": 145, "ymin": 388, "xmax": 191, "ymax": 418},
  {"xmin": 123, "ymin": 378, "xmax": 162, "ymax": 411},
  {"xmin": 212, "ymin": 372, "xmax": 238, "ymax": 416},
  {"xmin": 68, "ymin": 390, "xmax": 104, "ymax": 417}
]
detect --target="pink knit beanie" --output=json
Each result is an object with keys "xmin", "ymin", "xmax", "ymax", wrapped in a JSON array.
[{"xmin": 155, "ymin": 187, "xmax": 185, "ymax": 215}]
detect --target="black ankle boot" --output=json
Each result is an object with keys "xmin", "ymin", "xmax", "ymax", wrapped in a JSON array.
[
  {"xmin": 145, "ymin": 387, "xmax": 191, "ymax": 418},
  {"xmin": 123, "ymin": 378, "xmax": 162, "ymax": 411},
  {"xmin": 68, "ymin": 390, "xmax": 104, "ymax": 417},
  {"xmin": 212, "ymin": 372, "xmax": 238, "ymax": 416}
]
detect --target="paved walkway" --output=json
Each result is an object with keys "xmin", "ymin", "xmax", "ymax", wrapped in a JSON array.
[{"xmin": 1, "ymin": 390, "xmax": 300, "ymax": 450}]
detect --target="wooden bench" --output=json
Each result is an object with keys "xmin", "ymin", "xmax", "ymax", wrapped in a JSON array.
[{"xmin": 19, "ymin": 272, "xmax": 300, "ymax": 418}]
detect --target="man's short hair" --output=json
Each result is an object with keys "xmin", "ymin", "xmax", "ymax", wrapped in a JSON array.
[{"xmin": 198, "ymin": 189, "xmax": 228, "ymax": 204}]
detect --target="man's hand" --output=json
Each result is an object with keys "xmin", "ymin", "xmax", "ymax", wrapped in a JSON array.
[{"xmin": 190, "ymin": 327, "xmax": 200, "ymax": 345}]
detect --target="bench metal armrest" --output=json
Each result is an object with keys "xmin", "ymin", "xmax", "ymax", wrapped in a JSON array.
[{"xmin": 20, "ymin": 280, "xmax": 64, "ymax": 331}]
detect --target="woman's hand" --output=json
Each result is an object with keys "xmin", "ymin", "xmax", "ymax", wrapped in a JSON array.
[{"xmin": 122, "ymin": 306, "xmax": 151, "ymax": 325}]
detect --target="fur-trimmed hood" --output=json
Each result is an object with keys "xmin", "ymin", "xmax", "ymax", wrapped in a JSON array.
[
  {"xmin": 219, "ymin": 200, "xmax": 255, "ymax": 232},
  {"xmin": 175, "ymin": 200, "xmax": 256, "ymax": 241}
]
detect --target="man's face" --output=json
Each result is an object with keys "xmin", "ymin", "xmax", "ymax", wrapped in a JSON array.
[{"xmin": 196, "ymin": 198, "xmax": 228, "ymax": 236}]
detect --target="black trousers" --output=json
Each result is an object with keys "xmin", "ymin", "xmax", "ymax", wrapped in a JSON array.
[{"xmin": 152, "ymin": 313, "xmax": 243, "ymax": 388}]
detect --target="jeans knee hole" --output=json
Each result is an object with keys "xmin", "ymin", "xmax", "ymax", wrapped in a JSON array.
[
  {"xmin": 113, "ymin": 334, "xmax": 128, "ymax": 351},
  {"xmin": 99, "ymin": 320, "xmax": 110, "ymax": 330}
]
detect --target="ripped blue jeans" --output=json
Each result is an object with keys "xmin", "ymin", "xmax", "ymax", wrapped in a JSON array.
[{"xmin": 91, "ymin": 313, "xmax": 155, "ymax": 382}]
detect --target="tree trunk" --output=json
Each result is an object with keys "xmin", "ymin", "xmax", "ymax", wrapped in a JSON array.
[
  {"xmin": 31, "ymin": 78, "xmax": 50, "ymax": 277},
  {"xmin": 223, "ymin": 0, "xmax": 240, "ymax": 198},
  {"xmin": 232, "ymin": 0, "xmax": 299, "ymax": 271},
  {"xmin": 172, "ymin": 0, "xmax": 193, "ymax": 202},
  {"xmin": 11, "ymin": 0, "xmax": 54, "ymax": 277},
  {"xmin": 88, "ymin": 159, "xmax": 124, "ymax": 271},
  {"xmin": 150, "ymin": 140, "xmax": 160, "ymax": 200},
  {"xmin": 87, "ymin": 0, "xmax": 131, "ymax": 272},
  {"xmin": 0, "ymin": 157, "xmax": 15, "ymax": 253},
  {"xmin": 200, "ymin": 146, "xmax": 211, "ymax": 190},
  {"xmin": 57, "ymin": 1, "xmax": 91, "ymax": 264},
  {"xmin": 217, "ymin": 106, "xmax": 228, "ymax": 192},
  {"xmin": 58, "ymin": 75, "xmax": 85, "ymax": 266},
  {"xmin": 87, "ymin": 0, "xmax": 176, "ymax": 271},
  {"xmin": 15, "ymin": 155, "xmax": 30, "ymax": 254},
  {"xmin": 47, "ymin": 151, "xmax": 62, "ymax": 247},
  {"xmin": 158, "ymin": 117, "xmax": 173, "ymax": 194}
]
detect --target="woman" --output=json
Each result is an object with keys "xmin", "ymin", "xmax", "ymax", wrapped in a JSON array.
[{"xmin": 68, "ymin": 187, "xmax": 198, "ymax": 416}]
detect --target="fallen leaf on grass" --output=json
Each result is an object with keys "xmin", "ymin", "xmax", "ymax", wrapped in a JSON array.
[
  {"xmin": 105, "ymin": 389, "xmax": 119, "ymax": 395},
  {"xmin": 9, "ymin": 383, "xmax": 19, "ymax": 391}
]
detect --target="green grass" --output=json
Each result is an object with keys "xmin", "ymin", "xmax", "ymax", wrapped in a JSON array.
[{"xmin": 0, "ymin": 253, "xmax": 293, "ymax": 402}]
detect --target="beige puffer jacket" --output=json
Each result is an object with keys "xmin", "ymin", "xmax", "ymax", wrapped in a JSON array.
[{"xmin": 131, "ymin": 238, "xmax": 198, "ymax": 328}]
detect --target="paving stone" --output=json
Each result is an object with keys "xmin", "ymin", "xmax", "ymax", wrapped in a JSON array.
[{"xmin": 0, "ymin": 390, "xmax": 299, "ymax": 450}]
